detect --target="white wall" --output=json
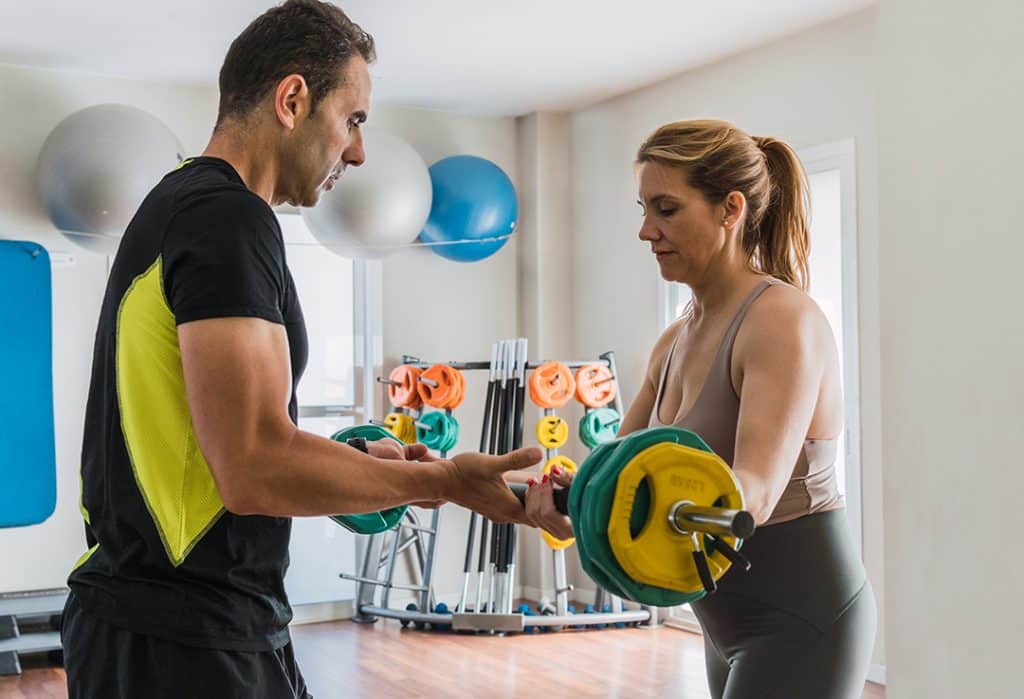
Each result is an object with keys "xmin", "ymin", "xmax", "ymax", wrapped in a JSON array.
[
  {"xmin": 0, "ymin": 62, "xmax": 519, "ymax": 610},
  {"xmin": 878, "ymin": 2, "xmax": 1023, "ymax": 696},
  {"xmin": 567, "ymin": 8, "xmax": 885, "ymax": 665}
]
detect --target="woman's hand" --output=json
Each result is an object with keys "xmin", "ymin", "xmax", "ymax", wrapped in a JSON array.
[{"xmin": 524, "ymin": 465, "xmax": 575, "ymax": 540}]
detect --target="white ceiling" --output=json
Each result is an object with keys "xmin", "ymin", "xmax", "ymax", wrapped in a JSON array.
[{"xmin": 0, "ymin": 0, "xmax": 873, "ymax": 116}]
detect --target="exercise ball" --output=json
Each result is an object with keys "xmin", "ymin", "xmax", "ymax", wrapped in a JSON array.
[
  {"xmin": 35, "ymin": 104, "xmax": 184, "ymax": 255},
  {"xmin": 418, "ymin": 155, "xmax": 518, "ymax": 263},
  {"xmin": 302, "ymin": 129, "xmax": 432, "ymax": 259}
]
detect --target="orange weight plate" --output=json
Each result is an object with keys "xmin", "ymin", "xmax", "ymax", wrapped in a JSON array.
[
  {"xmin": 388, "ymin": 365, "xmax": 423, "ymax": 409},
  {"xmin": 528, "ymin": 361, "xmax": 575, "ymax": 408},
  {"xmin": 417, "ymin": 364, "xmax": 466, "ymax": 410},
  {"xmin": 574, "ymin": 364, "xmax": 616, "ymax": 408}
]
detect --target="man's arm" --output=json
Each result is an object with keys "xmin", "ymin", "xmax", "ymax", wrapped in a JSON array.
[{"xmin": 179, "ymin": 316, "xmax": 535, "ymax": 522}]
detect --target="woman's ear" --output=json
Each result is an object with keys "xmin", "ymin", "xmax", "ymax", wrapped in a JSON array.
[{"xmin": 721, "ymin": 191, "xmax": 747, "ymax": 229}]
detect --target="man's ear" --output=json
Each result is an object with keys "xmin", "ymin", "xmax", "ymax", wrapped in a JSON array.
[{"xmin": 274, "ymin": 74, "xmax": 309, "ymax": 130}]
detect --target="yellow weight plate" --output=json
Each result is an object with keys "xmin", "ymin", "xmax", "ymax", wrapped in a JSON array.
[
  {"xmin": 384, "ymin": 412, "xmax": 418, "ymax": 444},
  {"xmin": 606, "ymin": 442, "xmax": 744, "ymax": 594},
  {"xmin": 535, "ymin": 416, "xmax": 569, "ymax": 449},
  {"xmin": 541, "ymin": 456, "xmax": 577, "ymax": 550},
  {"xmin": 543, "ymin": 455, "xmax": 576, "ymax": 477}
]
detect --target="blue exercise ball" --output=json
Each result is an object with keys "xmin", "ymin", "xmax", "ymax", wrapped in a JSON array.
[{"xmin": 419, "ymin": 155, "xmax": 518, "ymax": 262}]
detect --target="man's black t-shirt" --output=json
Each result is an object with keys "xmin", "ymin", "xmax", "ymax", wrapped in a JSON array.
[{"xmin": 69, "ymin": 157, "xmax": 308, "ymax": 651}]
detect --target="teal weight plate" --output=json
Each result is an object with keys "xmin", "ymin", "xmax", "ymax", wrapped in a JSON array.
[
  {"xmin": 577, "ymin": 447, "xmax": 635, "ymax": 600},
  {"xmin": 578, "ymin": 408, "xmax": 620, "ymax": 449},
  {"xmin": 328, "ymin": 424, "xmax": 409, "ymax": 534},
  {"xmin": 585, "ymin": 427, "xmax": 713, "ymax": 606},
  {"xmin": 572, "ymin": 438, "xmax": 634, "ymax": 599},
  {"xmin": 417, "ymin": 411, "xmax": 460, "ymax": 452}
]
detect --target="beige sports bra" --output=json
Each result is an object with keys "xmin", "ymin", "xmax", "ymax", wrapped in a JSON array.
[{"xmin": 648, "ymin": 280, "xmax": 844, "ymax": 526}]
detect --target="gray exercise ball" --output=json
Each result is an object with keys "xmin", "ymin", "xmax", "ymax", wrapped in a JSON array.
[
  {"xmin": 36, "ymin": 104, "xmax": 184, "ymax": 255},
  {"xmin": 302, "ymin": 128, "xmax": 432, "ymax": 259}
]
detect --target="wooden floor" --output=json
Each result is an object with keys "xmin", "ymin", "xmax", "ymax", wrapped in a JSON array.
[{"xmin": 1, "ymin": 619, "xmax": 885, "ymax": 698}]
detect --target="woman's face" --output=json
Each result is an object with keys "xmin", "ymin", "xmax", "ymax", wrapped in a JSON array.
[{"xmin": 636, "ymin": 161, "xmax": 738, "ymax": 285}]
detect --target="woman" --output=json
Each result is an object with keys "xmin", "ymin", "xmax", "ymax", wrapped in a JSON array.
[{"xmin": 525, "ymin": 119, "xmax": 876, "ymax": 698}]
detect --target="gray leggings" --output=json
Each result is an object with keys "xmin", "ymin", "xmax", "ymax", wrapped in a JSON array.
[{"xmin": 692, "ymin": 509, "xmax": 876, "ymax": 699}]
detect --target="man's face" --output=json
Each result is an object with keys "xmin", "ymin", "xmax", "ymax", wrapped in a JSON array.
[{"xmin": 285, "ymin": 56, "xmax": 371, "ymax": 207}]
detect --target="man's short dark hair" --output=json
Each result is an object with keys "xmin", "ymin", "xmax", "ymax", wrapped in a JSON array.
[{"xmin": 216, "ymin": 0, "xmax": 375, "ymax": 125}]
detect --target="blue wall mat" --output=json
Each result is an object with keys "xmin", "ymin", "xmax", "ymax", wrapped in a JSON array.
[{"xmin": 0, "ymin": 240, "xmax": 57, "ymax": 527}]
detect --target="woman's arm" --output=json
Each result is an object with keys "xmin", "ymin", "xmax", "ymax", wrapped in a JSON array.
[{"xmin": 731, "ymin": 286, "xmax": 836, "ymax": 524}]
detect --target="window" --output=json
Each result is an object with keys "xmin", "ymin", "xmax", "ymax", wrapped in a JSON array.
[
  {"xmin": 277, "ymin": 212, "xmax": 383, "ymax": 605},
  {"xmin": 658, "ymin": 140, "xmax": 862, "ymax": 553},
  {"xmin": 800, "ymin": 140, "xmax": 862, "ymax": 553}
]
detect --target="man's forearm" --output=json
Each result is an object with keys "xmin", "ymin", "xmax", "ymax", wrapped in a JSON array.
[{"xmin": 222, "ymin": 426, "xmax": 451, "ymax": 517}]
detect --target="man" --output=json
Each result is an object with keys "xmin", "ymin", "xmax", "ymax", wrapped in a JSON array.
[{"xmin": 61, "ymin": 2, "xmax": 538, "ymax": 696}]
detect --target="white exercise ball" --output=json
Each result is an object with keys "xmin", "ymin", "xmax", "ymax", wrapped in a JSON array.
[
  {"xmin": 302, "ymin": 129, "xmax": 432, "ymax": 259},
  {"xmin": 35, "ymin": 104, "xmax": 185, "ymax": 255}
]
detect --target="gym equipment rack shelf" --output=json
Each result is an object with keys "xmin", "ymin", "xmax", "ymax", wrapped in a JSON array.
[
  {"xmin": 0, "ymin": 588, "xmax": 67, "ymax": 675},
  {"xmin": 340, "ymin": 348, "xmax": 657, "ymax": 633}
]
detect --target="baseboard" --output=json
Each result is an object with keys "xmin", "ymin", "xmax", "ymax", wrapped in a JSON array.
[
  {"xmin": 867, "ymin": 663, "xmax": 886, "ymax": 686},
  {"xmin": 520, "ymin": 585, "xmax": 599, "ymax": 604},
  {"xmin": 291, "ymin": 587, "xmax": 651, "ymax": 624},
  {"xmin": 661, "ymin": 607, "xmax": 702, "ymax": 634},
  {"xmin": 289, "ymin": 600, "xmax": 355, "ymax": 626}
]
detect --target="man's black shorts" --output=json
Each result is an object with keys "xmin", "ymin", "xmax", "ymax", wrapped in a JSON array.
[{"xmin": 61, "ymin": 592, "xmax": 312, "ymax": 699}]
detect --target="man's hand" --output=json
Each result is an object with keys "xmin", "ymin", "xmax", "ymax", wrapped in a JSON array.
[{"xmin": 441, "ymin": 447, "xmax": 542, "ymax": 524}]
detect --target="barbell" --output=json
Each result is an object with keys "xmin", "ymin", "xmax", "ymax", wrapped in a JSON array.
[{"xmin": 512, "ymin": 426, "xmax": 755, "ymax": 607}]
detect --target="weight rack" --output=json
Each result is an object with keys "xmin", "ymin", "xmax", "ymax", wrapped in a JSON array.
[
  {"xmin": 0, "ymin": 589, "xmax": 66, "ymax": 675},
  {"xmin": 340, "ymin": 347, "xmax": 656, "ymax": 633}
]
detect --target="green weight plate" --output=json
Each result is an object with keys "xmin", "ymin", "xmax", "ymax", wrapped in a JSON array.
[
  {"xmin": 577, "ymin": 466, "xmax": 630, "ymax": 597},
  {"xmin": 417, "ymin": 411, "xmax": 459, "ymax": 452},
  {"xmin": 586, "ymin": 428, "xmax": 712, "ymax": 606},
  {"xmin": 569, "ymin": 439, "xmax": 629, "ymax": 597},
  {"xmin": 329, "ymin": 425, "xmax": 409, "ymax": 534},
  {"xmin": 578, "ymin": 439, "xmax": 638, "ymax": 599},
  {"xmin": 578, "ymin": 408, "xmax": 621, "ymax": 449},
  {"xmin": 578, "ymin": 442, "xmax": 644, "ymax": 601},
  {"xmin": 442, "ymin": 416, "xmax": 459, "ymax": 452},
  {"xmin": 568, "ymin": 439, "xmax": 619, "ymax": 525}
]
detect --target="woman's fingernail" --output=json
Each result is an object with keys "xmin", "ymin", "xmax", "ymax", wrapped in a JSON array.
[
  {"xmin": 541, "ymin": 474, "xmax": 549, "ymax": 484},
  {"xmin": 527, "ymin": 478, "xmax": 537, "ymax": 487},
  {"xmin": 551, "ymin": 466, "xmax": 562, "ymax": 476}
]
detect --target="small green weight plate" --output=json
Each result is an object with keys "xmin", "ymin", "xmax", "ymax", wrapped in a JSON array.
[
  {"xmin": 417, "ymin": 411, "xmax": 459, "ymax": 453},
  {"xmin": 328, "ymin": 424, "xmax": 409, "ymax": 534},
  {"xmin": 579, "ymin": 408, "xmax": 621, "ymax": 449}
]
